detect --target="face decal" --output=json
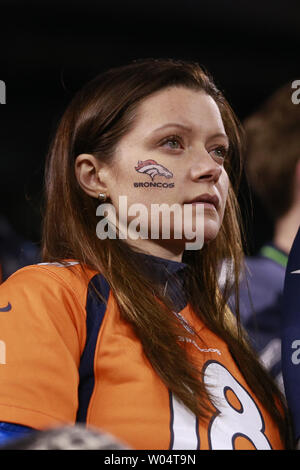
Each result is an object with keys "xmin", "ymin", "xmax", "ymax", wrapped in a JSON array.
[
  {"xmin": 135, "ymin": 159, "xmax": 173, "ymax": 181},
  {"xmin": 133, "ymin": 181, "xmax": 175, "ymax": 188}
]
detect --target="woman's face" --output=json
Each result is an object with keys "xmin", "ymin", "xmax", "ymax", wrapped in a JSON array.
[{"xmin": 101, "ymin": 86, "xmax": 230, "ymax": 259}]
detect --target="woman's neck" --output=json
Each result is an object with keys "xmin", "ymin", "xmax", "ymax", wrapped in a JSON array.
[{"xmin": 127, "ymin": 238, "xmax": 184, "ymax": 262}]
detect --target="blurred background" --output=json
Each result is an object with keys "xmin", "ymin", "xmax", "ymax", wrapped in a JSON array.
[{"xmin": 0, "ymin": 0, "xmax": 299, "ymax": 255}]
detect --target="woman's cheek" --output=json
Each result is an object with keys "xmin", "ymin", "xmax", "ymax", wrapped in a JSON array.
[{"xmin": 219, "ymin": 171, "xmax": 229, "ymax": 212}]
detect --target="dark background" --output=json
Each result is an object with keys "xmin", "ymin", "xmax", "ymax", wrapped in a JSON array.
[{"xmin": 0, "ymin": 0, "xmax": 299, "ymax": 254}]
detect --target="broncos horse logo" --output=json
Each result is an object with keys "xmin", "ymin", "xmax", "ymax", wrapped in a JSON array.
[{"xmin": 135, "ymin": 160, "xmax": 173, "ymax": 181}]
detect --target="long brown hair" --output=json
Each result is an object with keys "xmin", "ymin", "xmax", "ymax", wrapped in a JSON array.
[{"xmin": 42, "ymin": 58, "xmax": 292, "ymax": 448}]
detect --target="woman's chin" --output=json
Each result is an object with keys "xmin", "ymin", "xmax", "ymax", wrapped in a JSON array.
[{"xmin": 203, "ymin": 221, "xmax": 221, "ymax": 244}]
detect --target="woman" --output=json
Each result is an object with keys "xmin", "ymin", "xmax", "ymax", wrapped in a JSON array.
[{"xmin": 0, "ymin": 58, "xmax": 292, "ymax": 449}]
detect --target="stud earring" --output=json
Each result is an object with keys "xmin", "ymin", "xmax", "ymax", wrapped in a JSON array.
[{"xmin": 98, "ymin": 193, "xmax": 107, "ymax": 202}]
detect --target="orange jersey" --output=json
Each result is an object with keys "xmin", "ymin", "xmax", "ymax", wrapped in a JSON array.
[{"xmin": 0, "ymin": 259, "xmax": 284, "ymax": 450}]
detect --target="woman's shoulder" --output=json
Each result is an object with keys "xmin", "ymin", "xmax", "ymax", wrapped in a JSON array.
[
  {"xmin": 0, "ymin": 260, "xmax": 109, "ymax": 331},
  {"xmin": 0, "ymin": 259, "xmax": 101, "ymax": 305},
  {"xmin": 8, "ymin": 258, "xmax": 97, "ymax": 279}
]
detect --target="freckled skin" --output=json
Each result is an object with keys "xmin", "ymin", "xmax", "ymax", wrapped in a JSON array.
[{"xmin": 103, "ymin": 87, "xmax": 229, "ymax": 260}]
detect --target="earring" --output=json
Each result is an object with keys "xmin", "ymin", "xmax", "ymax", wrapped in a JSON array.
[{"xmin": 98, "ymin": 193, "xmax": 107, "ymax": 202}]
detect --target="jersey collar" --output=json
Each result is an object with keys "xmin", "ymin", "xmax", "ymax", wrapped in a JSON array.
[
  {"xmin": 133, "ymin": 251, "xmax": 188, "ymax": 312},
  {"xmin": 259, "ymin": 243, "xmax": 288, "ymax": 268}
]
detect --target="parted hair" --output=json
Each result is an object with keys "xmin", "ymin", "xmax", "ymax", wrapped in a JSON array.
[{"xmin": 42, "ymin": 58, "xmax": 293, "ymax": 448}]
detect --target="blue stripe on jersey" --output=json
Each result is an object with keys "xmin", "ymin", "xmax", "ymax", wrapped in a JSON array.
[
  {"xmin": 281, "ymin": 226, "xmax": 300, "ymax": 440},
  {"xmin": 76, "ymin": 274, "xmax": 110, "ymax": 423}
]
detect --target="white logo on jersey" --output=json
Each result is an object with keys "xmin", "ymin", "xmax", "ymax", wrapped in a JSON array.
[
  {"xmin": 291, "ymin": 269, "xmax": 300, "ymax": 274},
  {"xmin": 37, "ymin": 261, "xmax": 80, "ymax": 267},
  {"xmin": 178, "ymin": 337, "xmax": 221, "ymax": 355},
  {"xmin": 174, "ymin": 311, "xmax": 221, "ymax": 356}
]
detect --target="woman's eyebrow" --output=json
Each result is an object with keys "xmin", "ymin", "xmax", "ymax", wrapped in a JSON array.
[
  {"xmin": 151, "ymin": 123, "xmax": 192, "ymax": 134},
  {"xmin": 207, "ymin": 133, "xmax": 230, "ymax": 145},
  {"xmin": 150, "ymin": 123, "xmax": 229, "ymax": 144}
]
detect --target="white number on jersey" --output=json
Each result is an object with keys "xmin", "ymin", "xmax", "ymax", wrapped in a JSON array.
[{"xmin": 170, "ymin": 360, "xmax": 272, "ymax": 449}]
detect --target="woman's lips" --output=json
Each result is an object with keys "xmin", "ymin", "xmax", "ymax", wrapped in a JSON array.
[
  {"xmin": 185, "ymin": 193, "xmax": 219, "ymax": 210},
  {"xmin": 190, "ymin": 201, "xmax": 216, "ymax": 210}
]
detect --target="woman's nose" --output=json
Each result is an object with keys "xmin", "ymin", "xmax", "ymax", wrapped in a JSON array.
[{"xmin": 189, "ymin": 150, "xmax": 222, "ymax": 183}]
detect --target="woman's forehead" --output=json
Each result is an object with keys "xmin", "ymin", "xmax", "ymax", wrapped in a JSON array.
[{"xmin": 130, "ymin": 87, "xmax": 225, "ymax": 139}]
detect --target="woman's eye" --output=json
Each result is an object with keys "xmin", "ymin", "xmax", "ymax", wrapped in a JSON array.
[
  {"xmin": 160, "ymin": 135, "xmax": 183, "ymax": 150},
  {"xmin": 210, "ymin": 146, "xmax": 228, "ymax": 161}
]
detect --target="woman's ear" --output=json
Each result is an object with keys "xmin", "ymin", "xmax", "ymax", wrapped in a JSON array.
[{"xmin": 75, "ymin": 153, "xmax": 109, "ymax": 199}]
